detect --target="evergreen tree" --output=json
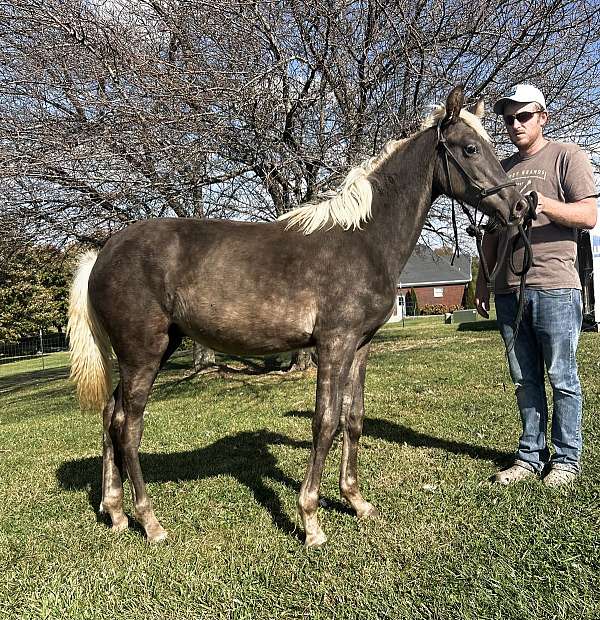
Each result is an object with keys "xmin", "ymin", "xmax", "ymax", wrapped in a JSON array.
[{"xmin": 0, "ymin": 245, "xmax": 70, "ymax": 340}]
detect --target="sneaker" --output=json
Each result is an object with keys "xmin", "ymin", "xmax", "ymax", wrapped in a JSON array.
[
  {"xmin": 493, "ymin": 464, "xmax": 536, "ymax": 485},
  {"xmin": 543, "ymin": 468, "xmax": 577, "ymax": 487}
]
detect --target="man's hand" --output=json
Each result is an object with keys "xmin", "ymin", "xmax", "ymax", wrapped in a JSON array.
[
  {"xmin": 531, "ymin": 192, "xmax": 597, "ymax": 229},
  {"xmin": 475, "ymin": 282, "xmax": 490, "ymax": 319},
  {"xmin": 534, "ymin": 191, "xmax": 545, "ymax": 215}
]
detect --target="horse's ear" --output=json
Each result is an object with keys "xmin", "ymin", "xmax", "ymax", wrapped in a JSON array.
[
  {"xmin": 468, "ymin": 98, "xmax": 485, "ymax": 119},
  {"xmin": 444, "ymin": 85, "xmax": 465, "ymax": 125}
]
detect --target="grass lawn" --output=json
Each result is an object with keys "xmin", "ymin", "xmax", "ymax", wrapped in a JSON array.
[{"xmin": 1, "ymin": 317, "xmax": 599, "ymax": 619}]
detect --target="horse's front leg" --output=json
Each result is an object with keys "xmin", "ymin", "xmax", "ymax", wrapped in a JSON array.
[
  {"xmin": 298, "ymin": 333, "xmax": 358, "ymax": 547},
  {"xmin": 339, "ymin": 343, "xmax": 379, "ymax": 518}
]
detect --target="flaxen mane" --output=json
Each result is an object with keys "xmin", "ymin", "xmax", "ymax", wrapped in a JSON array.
[
  {"xmin": 278, "ymin": 139, "xmax": 406, "ymax": 235},
  {"xmin": 280, "ymin": 106, "xmax": 490, "ymax": 235},
  {"xmin": 420, "ymin": 105, "xmax": 491, "ymax": 142}
]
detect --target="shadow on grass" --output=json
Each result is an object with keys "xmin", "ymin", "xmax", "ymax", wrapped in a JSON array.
[
  {"xmin": 457, "ymin": 320, "xmax": 498, "ymax": 332},
  {"xmin": 0, "ymin": 351, "xmax": 294, "ymax": 399},
  {"xmin": 285, "ymin": 410, "xmax": 510, "ymax": 465},
  {"xmin": 56, "ymin": 430, "xmax": 353, "ymax": 542},
  {"xmin": 153, "ymin": 360, "xmax": 308, "ymax": 403},
  {"xmin": 57, "ymin": 410, "xmax": 512, "ymax": 542},
  {"xmin": 0, "ymin": 366, "xmax": 70, "ymax": 393},
  {"xmin": 371, "ymin": 333, "xmax": 415, "ymax": 344},
  {"xmin": 164, "ymin": 352, "xmax": 293, "ymax": 376}
]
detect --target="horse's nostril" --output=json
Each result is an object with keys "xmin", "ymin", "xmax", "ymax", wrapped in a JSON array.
[{"xmin": 512, "ymin": 199, "xmax": 528, "ymax": 218}]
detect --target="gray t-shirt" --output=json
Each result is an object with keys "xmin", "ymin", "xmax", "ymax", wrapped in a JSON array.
[{"xmin": 493, "ymin": 141, "xmax": 598, "ymax": 293}]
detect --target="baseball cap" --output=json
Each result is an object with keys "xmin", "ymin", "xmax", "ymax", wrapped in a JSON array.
[{"xmin": 493, "ymin": 84, "xmax": 547, "ymax": 115}]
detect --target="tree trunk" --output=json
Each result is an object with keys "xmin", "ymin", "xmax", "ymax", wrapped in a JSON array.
[
  {"xmin": 193, "ymin": 342, "xmax": 216, "ymax": 371},
  {"xmin": 289, "ymin": 348, "xmax": 317, "ymax": 371}
]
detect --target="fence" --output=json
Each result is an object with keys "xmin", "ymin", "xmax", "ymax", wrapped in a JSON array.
[{"xmin": 0, "ymin": 331, "xmax": 68, "ymax": 365}]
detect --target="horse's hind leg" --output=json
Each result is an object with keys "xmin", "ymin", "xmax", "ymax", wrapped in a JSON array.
[
  {"xmin": 115, "ymin": 327, "xmax": 182, "ymax": 542},
  {"xmin": 298, "ymin": 333, "xmax": 359, "ymax": 547},
  {"xmin": 100, "ymin": 383, "xmax": 128, "ymax": 532},
  {"xmin": 339, "ymin": 344, "xmax": 378, "ymax": 518},
  {"xmin": 118, "ymin": 354, "xmax": 166, "ymax": 542}
]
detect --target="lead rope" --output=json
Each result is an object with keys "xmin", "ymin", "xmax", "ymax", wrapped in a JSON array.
[
  {"xmin": 504, "ymin": 192, "xmax": 536, "ymax": 353},
  {"xmin": 465, "ymin": 193, "xmax": 536, "ymax": 355}
]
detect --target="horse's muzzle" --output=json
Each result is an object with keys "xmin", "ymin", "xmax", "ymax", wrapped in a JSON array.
[{"xmin": 509, "ymin": 196, "xmax": 534, "ymax": 226}]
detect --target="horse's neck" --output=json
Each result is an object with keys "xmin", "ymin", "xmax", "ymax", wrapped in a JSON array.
[{"xmin": 368, "ymin": 128, "xmax": 438, "ymax": 279}]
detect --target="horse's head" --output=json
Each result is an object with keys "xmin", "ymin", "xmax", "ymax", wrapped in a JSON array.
[{"xmin": 432, "ymin": 86, "xmax": 528, "ymax": 229}]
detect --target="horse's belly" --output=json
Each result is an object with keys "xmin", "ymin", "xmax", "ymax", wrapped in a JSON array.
[{"xmin": 174, "ymin": 297, "xmax": 317, "ymax": 355}]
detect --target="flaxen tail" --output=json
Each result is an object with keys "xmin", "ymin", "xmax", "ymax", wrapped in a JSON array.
[{"xmin": 67, "ymin": 251, "xmax": 112, "ymax": 412}]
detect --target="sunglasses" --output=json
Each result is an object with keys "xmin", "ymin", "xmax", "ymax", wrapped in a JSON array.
[{"xmin": 503, "ymin": 110, "xmax": 543, "ymax": 126}]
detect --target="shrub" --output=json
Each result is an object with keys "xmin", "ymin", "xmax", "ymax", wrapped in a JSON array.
[{"xmin": 419, "ymin": 304, "xmax": 460, "ymax": 315}]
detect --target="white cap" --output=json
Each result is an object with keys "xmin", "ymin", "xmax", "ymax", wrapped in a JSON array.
[{"xmin": 493, "ymin": 84, "xmax": 547, "ymax": 115}]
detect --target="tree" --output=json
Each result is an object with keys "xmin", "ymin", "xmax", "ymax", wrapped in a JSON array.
[
  {"xmin": 464, "ymin": 258, "xmax": 479, "ymax": 310},
  {"xmin": 2, "ymin": 1, "xmax": 599, "ymax": 248},
  {"xmin": 0, "ymin": 244, "xmax": 71, "ymax": 340},
  {"xmin": 192, "ymin": 341, "xmax": 216, "ymax": 371},
  {"xmin": 1, "ymin": 0, "xmax": 599, "ymax": 356},
  {"xmin": 406, "ymin": 288, "xmax": 419, "ymax": 316}
]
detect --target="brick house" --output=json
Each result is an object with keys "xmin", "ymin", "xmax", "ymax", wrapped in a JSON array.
[{"xmin": 389, "ymin": 245, "xmax": 472, "ymax": 320}]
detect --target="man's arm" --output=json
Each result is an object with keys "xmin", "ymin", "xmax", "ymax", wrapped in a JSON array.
[
  {"xmin": 474, "ymin": 232, "xmax": 499, "ymax": 319},
  {"xmin": 536, "ymin": 194, "xmax": 597, "ymax": 229}
]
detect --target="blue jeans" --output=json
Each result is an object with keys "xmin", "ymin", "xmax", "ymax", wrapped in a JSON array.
[{"xmin": 495, "ymin": 288, "xmax": 583, "ymax": 474}]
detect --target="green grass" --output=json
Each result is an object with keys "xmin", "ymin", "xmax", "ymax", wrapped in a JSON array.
[{"xmin": 1, "ymin": 318, "xmax": 599, "ymax": 619}]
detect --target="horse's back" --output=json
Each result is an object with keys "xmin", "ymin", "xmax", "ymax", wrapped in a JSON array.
[{"xmin": 88, "ymin": 218, "xmax": 338, "ymax": 355}]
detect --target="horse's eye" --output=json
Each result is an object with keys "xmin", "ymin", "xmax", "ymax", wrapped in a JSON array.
[{"xmin": 464, "ymin": 144, "xmax": 479, "ymax": 156}]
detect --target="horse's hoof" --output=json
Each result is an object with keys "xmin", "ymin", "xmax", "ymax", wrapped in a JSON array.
[
  {"xmin": 111, "ymin": 516, "xmax": 129, "ymax": 533},
  {"xmin": 305, "ymin": 531, "xmax": 327, "ymax": 548},
  {"xmin": 147, "ymin": 527, "xmax": 168, "ymax": 544},
  {"xmin": 357, "ymin": 503, "xmax": 379, "ymax": 519}
]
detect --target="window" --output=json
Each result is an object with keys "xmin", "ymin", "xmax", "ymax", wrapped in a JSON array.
[{"xmin": 433, "ymin": 287, "xmax": 444, "ymax": 298}]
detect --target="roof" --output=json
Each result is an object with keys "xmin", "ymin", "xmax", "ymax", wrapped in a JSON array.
[{"xmin": 398, "ymin": 245, "xmax": 472, "ymax": 287}]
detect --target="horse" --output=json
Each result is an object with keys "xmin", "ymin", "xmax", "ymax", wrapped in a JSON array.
[{"xmin": 67, "ymin": 86, "xmax": 526, "ymax": 547}]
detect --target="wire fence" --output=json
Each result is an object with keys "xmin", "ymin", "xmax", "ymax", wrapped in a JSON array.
[
  {"xmin": 0, "ymin": 331, "xmax": 68, "ymax": 366},
  {"xmin": 4, "ymin": 312, "xmax": 597, "ymax": 372}
]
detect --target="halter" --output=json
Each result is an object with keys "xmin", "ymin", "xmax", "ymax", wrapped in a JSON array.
[
  {"xmin": 436, "ymin": 121, "xmax": 516, "ymax": 278},
  {"xmin": 436, "ymin": 122, "xmax": 517, "ymax": 211},
  {"xmin": 436, "ymin": 121, "xmax": 537, "ymax": 350}
]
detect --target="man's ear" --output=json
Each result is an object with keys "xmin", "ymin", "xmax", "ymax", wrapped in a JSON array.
[
  {"xmin": 444, "ymin": 85, "xmax": 465, "ymax": 126},
  {"xmin": 468, "ymin": 98, "xmax": 485, "ymax": 118}
]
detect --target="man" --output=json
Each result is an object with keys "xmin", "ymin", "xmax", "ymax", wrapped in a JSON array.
[{"xmin": 475, "ymin": 84, "xmax": 598, "ymax": 486}]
